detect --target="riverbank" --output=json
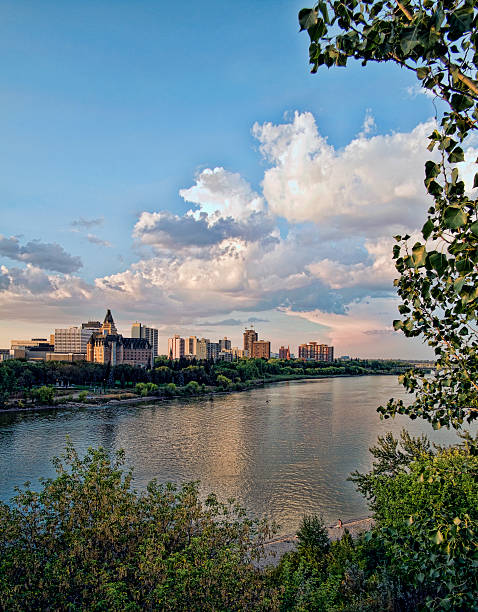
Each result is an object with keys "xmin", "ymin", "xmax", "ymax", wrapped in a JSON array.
[
  {"xmin": 258, "ymin": 517, "xmax": 374, "ymax": 569},
  {"xmin": 0, "ymin": 372, "xmax": 398, "ymax": 414}
]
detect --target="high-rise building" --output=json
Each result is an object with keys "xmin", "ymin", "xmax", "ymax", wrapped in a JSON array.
[
  {"xmin": 185, "ymin": 336, "xmax": 198, "ymax": 358},
  {"xmin": 243, "ymin": 328, "xmax": 258, "ymax": 357},
  {"xmin": 298, "ymin": 341, "xmax": 334, "ymax": 362},
  {"xmin": 231, "ymin": 347, "xmax": 245, "ymax": 359},
  {"xmin": 252, "ymin": 340, "xmax": 271, "ymax": 359},
  {"xmin": 54, "ymin": 326, "xmax": 97, "ymax": 354},
  {"xmin": 196, "ymin": 338, "xmax": 209, "ymax": 360},
  {"xmin": 131, "ymin": 322, "xmax": 159, "ymax": 357},
  {"xmin": 219, "ymin": 337, "xmax": 231, "ymax": 351},
  {"xmin": 168, "ymin": 335, "xmax": 185, "ymax": 360},
  {"xmin": 209, "ymin": 342, "xmax": 219, "ymax": 361},
  {"xmin": 279, "ymin": 346, "xmax": 291, "ymax": 360}
]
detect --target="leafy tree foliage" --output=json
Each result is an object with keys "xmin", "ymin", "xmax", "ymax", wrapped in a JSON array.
[
  {"xmin": 0, "ymin": 357, "xmax": 411, "ymax": 408},
  {"xmin": 350, "ymin": 430, "xmax": 478, "ymax": 610},
  {"xmin": 0, "ymin": 443, "xmax": 279, "ymax": 611},
  {"xmin": 30, "ymin": 385, "xmax": 55, "ymax": 405},
  {"xmin": 273, "ymin": 433, "xmax": 477, "ymax": 611},
  {"xmin": 299, "ymin": 0, "xmax": 478, "ymax": 428}
]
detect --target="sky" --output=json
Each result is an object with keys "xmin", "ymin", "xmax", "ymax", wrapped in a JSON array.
[{"xmin": 0, "ymin": 0, "xmax": 458, "ymax": 357}]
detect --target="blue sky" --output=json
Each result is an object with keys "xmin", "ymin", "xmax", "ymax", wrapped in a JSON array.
[{"xmin": 0, "ymin": 1, "xmax": 442, "ymax": 356}]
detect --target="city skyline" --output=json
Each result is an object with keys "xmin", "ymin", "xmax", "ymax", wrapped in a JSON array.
[
  {"xmin": 5, "ymin": 309, "xmax": 337, "ymax": 359},
  {"xmin": 1, "ymin": 1, "xmax": 467, "ymax": 358}
]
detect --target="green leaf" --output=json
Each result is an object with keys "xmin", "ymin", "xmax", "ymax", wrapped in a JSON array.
[
  {"xmin": 470, "ymin": 221, "xmax": 478, "ymax": 236},
  {"xmin": 298, "ymin": 8, "xmax": 318, "ymax": 31},
  {"xmin": 444, "ymin": 206, "xmax": 468, "ymax": 229},
  {"xmin": 416, "ymin": 66, "xmax": 429, "ymax": 80},
  {"xmin": 450, "ymin": 93, "xmax": 473, "ymax": 112},
  {"xmin": 422, "ymin": 219, "xmax": 434, "ymax": 240},
  {"xmin": 400, "ymin": 28, "xmax": 420, "ymax": 55},
  {"xmin": 412, "ymin": 243, "xmax": 427, "ymax": 267},
  {"xmin": 453, "ymin": 277, "xmax": 466, "ymax": 294},
  {"xmin": 428, "ymin": 252, "xmax": 448, "ymax": 275},
  {"xmin": 448, "ymin": 147, "xmax": 465, "ymax": 163},
  {"xmin": 425, "ymin": 160, "xmax": 440, "ymax": 179}
]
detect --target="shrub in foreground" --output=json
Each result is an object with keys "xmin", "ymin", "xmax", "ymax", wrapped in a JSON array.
[{"xmin": 0, "ymin": 443, "xmax": 279, "ymax": 611}]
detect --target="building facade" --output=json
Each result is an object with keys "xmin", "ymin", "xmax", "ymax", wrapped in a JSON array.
[
  {"xmin": 185, "ymin": 336, "xmax": 198, "ymax": 358},
  {"xmin": 219, "ymin": 337, "xmax": 231, "ymax": 351},
  {"xmin": 298, "ymin": 341, "xmax": 334, "ymax": 362},
  {"xmin": 279, "ymin": 346, "xmax": 291, "ymax": 360},
  {"xmin": 54, "ymin": 326, "xmax": 97, "ymax": 354},
  {"xmin": 86, "ymin": 310, "xmax": 152, "ymax": 367},
  {"xmin": 132, "ymin": 322, "xmax": 159, "ymax": 357},
  {"xmin": 251, "ymin": 340, "xmax": 271, "ymax": 359},
  {"xmin": 243, "ymin": 328, "xmax": 258, "ymax": 357},
  {"xmin": 168, "ymin": 335, "xmax": 185, "ymax": 360}
]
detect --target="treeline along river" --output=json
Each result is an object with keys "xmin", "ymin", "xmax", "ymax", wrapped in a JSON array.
[{"xmin": 0, "ymin": 376, "xmax": 471, "ymax": 533}]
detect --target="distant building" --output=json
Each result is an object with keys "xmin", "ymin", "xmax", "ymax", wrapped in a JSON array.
[
  {"xmin": 54, "ymin": 326, "xmax": 97, "ymax": 354},
  {"xmin": 219, "ymin": 337, "xmax": 231, "ymax": 351},
  {"xmin": 46, "ymin": 353, "xmax": 85, "ymax": 362},
  {"xmin": 231, "ymin": 347, "xmax": 245, "ymax": 359},
  {"xmin": 185, "ymin": 336, "xmax": 198, "ymax": 358},
  {"xmin": 82, "ymin": 321, "xmax": 101, "ymax": 330},
  {"xmin": 196, "ymin": 338, "xmax": 208, "ymax": 360},
  {"xmin": 194, "ymin": 338, "xmax": 220, "ymax": 360},
  {"xmin": 11, "ymin": 338, "xmax": 51, "ymax": 350},
  {"xmin": 101, "ymin": 309, "xmax": 118, "ymax": 335},
  {"xmin": 209, "ymin": 342, "xmax": 219, "ymax": 361},
  {"xmin": 132, "ymin": 322, "xmax": 159, "ymax": 357},
  {"xmin": 279, "ymin": 346, "xmax": 291, "ymax": 360},
  {"xmin": 243, "ymin": 328, "xmax": 258, "ymax": 357},
  {"xmin": 252, "ymin": 340, "xmax": 271, "ymax": 359},
  {"xmin": 168, "ymin": 335, "xmax": 185, "ymax": 360},
  {"xmin": 86, "ymin": 310, "xmax": 152, "ymax": 367},
  {"xmin": 298, "ymin": 341, "xmax": 334, "ymax": 362},
  {"xmin": 0, "ymin": 349, "xmax": 12, "ymax": 362},
  {"xmin": 10, "ymin": 338, "xmax": 54, "ymax": 360}
]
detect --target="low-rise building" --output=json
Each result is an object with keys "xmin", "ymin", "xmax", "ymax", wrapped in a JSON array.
[
  {"xmin": 46, "ymin": 353, "xmax": 86, "ymax": 362},
  {"xmin": 279, "ymin": 346, "xmax": 291, "ymax": 360}
]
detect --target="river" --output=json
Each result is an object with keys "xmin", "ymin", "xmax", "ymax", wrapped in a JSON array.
[{"xmin": 0, "ymin": 376, "xmax": 469, "ymax": 533}]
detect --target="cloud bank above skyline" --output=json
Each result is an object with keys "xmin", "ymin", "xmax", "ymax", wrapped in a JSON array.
[{"xmin": 0, "ymin": 111, "xmax": 448, "ymax": 356}]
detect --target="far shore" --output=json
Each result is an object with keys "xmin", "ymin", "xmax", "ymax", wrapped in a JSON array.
[{"xmin": 0, "ymin": 372, "xmax": 399, "ymax": 415}]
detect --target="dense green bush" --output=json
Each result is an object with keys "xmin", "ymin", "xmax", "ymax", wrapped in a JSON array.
[
  {"xmin": 30, "ymin": 385, "xmax": 55, "ymax": 405},
  {"xmin": 351, "ymin": 431, "xmax": 478, "ymax": 610},
  {"xmin": 0, "ymin": 443, "xmax": 279, "ymax": 611}
]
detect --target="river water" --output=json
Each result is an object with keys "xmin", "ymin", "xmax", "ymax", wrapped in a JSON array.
[{"xmin": 0, "ymin": 376, "xmax": 469, "ymax": 533}]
